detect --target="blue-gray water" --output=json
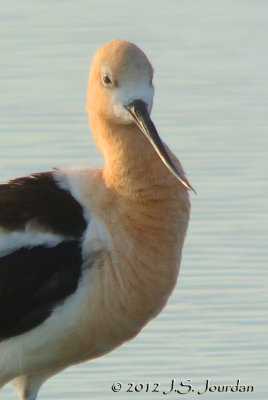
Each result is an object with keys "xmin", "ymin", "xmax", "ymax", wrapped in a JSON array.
[{"xmin": 1, "ymin": 1, "xmax": 267, "ymax": 399}]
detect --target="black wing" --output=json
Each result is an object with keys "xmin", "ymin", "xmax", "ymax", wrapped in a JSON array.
[
  {"xmin": 0, "ymin": 172, "xmax": 86, "ymax": 237},
  {"xmin": 0, "ymin": 172, "xmax": 87, "ymax": 340},
  {"xmin": 0, "ymin": 241, "xmax": 82, "ymax": 339}
]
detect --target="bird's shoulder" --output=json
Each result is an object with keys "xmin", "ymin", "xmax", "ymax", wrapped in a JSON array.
[{"xmin": 0, "ymin": 170, "xmax": 87, "ymax": 240}]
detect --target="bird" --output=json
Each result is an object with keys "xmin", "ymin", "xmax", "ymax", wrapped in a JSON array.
[{"xmin": 0, "ymin": 39, "xmax": 193, "ymax": 400}]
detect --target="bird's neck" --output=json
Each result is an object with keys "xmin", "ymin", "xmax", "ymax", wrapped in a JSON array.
[
  {"xmin": 90, "ymin": 115, "xmax": 185, "ymax": 201},
  {"xmin": 88, "ymin": 113, "xmax": 191, "ymax": 281}
]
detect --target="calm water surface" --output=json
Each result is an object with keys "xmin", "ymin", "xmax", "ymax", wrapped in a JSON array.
[{"xmin": 1, "ymin": 1, "xmax": 267, "ymax": 399}]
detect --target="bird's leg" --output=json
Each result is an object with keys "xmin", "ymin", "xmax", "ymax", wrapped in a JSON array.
[{"xmin": 13, "ymin": 374, "xmax": 48, "ymax": 400}]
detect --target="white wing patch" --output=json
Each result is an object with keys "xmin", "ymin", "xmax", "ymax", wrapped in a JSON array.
[{"xmin": 0, "ymin": 227, "xmax": 65, "ymax": 259}]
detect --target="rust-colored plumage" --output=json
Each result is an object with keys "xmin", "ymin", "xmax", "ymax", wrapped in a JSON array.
[{"xmin": 0, "ymin": 39, "xmax": 192, "ymax": 400}]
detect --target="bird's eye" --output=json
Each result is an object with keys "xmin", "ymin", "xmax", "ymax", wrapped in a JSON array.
[{"xmin": 102, "ymin": 73, "xmax": 112, "ymax": 86}]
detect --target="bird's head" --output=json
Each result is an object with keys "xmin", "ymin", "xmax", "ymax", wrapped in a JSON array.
[{"xmin": 87, "ymin": 39, "xmax": 195, "ymax": 193}]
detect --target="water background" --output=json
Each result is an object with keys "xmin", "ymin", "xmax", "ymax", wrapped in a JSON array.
[{"xmin": 0, "ymin": 1, "xmax": 267, "ymax": 399}]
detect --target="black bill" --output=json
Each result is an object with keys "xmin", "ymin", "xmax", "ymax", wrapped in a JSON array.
[{"xmin": 125, "ymin": 99, "xmax": 196, "ymax": 194}]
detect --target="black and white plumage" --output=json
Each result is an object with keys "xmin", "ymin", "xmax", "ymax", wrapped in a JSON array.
[
  {"xmin": 0, "ymin": 172, "xmax": 86, "ymax": 340},
  {"xmin": 0, "ymin": 168, "xmax": 106, "ymax": 400}
]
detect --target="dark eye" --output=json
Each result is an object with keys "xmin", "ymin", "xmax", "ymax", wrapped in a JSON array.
[{"xmin": 102, "ymin": 73, "xmax": 112, "ymax": 86}]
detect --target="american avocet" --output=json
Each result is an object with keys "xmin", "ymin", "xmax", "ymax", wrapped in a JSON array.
[{"xmin": 0, "ymin": 39, "xmax": 193, "ymax": 400}]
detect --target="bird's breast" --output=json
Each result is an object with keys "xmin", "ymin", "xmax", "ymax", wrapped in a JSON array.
[
  {"xmin": 79, "ymin": 211, "xmax": 186, "ymax": 359},
  {"xmin": 56, "ymin": 167, "xmax": 190, "ymax": 359}
]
